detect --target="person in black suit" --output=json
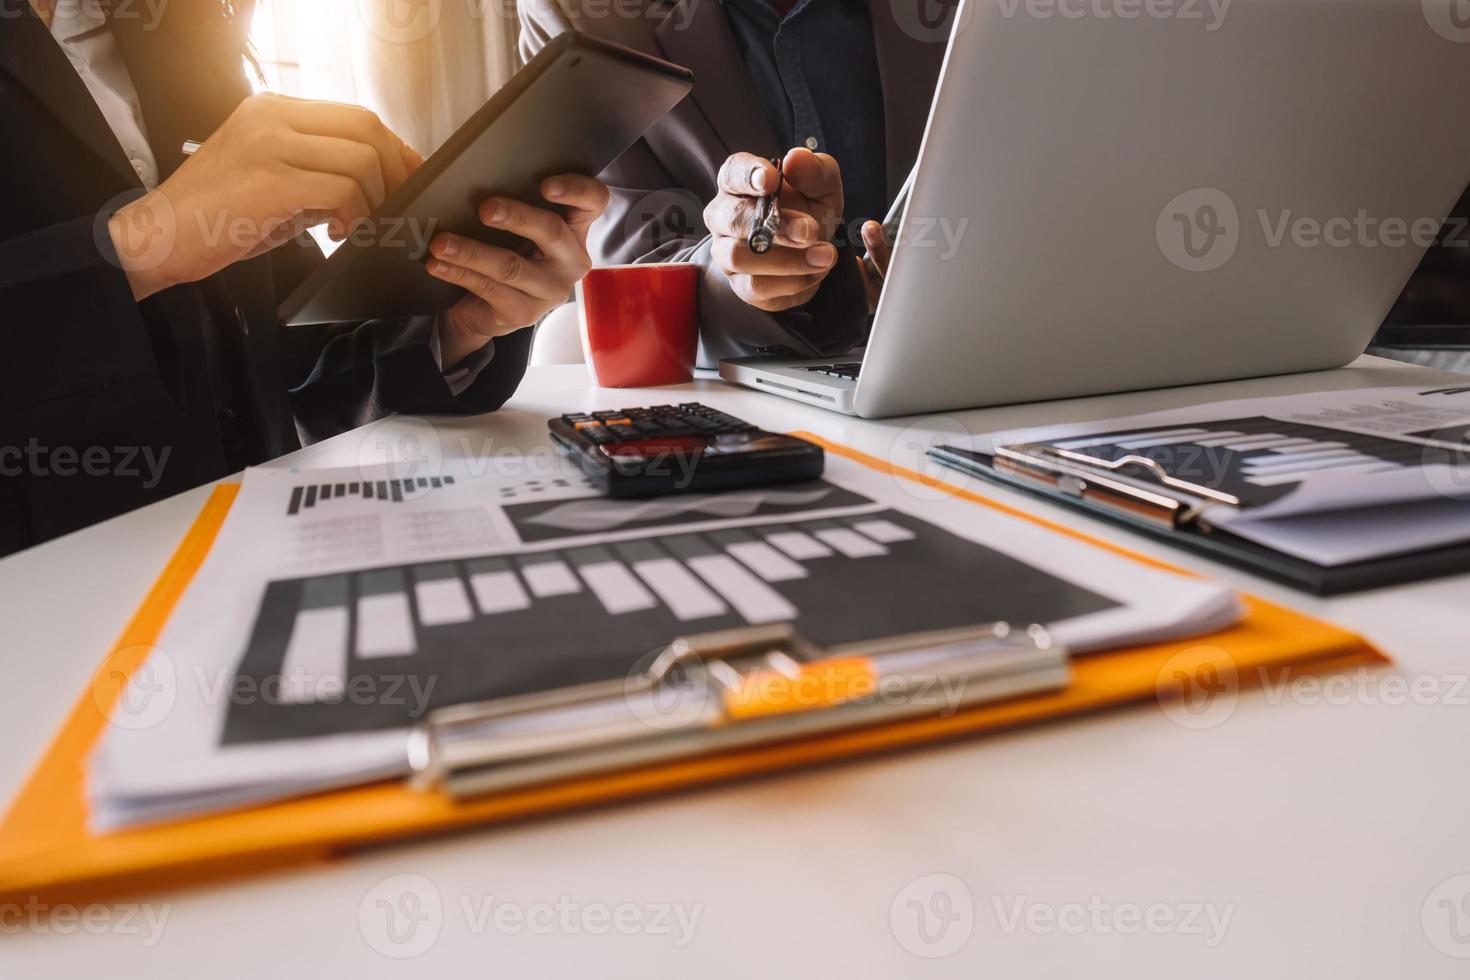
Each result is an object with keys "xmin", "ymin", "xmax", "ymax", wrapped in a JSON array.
[{"xmin": 0, "ymin": 0, "xmax": 609, "ymax": 556}]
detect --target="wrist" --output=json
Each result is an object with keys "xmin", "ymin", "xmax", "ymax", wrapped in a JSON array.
[
  {"xmin": 440, "ymin": 303, "xmax": 493, "ymax": 366},
  {"xmin": 107, "ymin": 196, "xmax": 185, "ymax": 301}
]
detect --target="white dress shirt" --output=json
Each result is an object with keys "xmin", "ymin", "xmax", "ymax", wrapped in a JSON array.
[
  {"xmin": 47, "ymin": 3, "xmax": 495, "ymax": 392},
  {"xmin": 50, "ymin": 0, "xmax": 160, "ymax": 190}
]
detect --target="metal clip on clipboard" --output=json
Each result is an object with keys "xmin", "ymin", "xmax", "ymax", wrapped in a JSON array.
[
  {"xmin": 990, "ymin": 442, "xmax": 1244, "ymax": 531},
  {"xmin": 409, "ymin": 621, "xmax": 1067, "ymax": 801}
]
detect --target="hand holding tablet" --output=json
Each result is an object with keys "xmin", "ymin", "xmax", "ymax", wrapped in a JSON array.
[
  {"xmin": 276, "ymin": 32, "xmax": 694, "ymax": 326},
  {"xmin": 431, "ymin": 175, "xmax": 612, "ymax": 363}
]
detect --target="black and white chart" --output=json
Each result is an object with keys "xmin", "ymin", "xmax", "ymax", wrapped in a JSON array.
[
  {"xmin": 973, "ymin": 385, "xmax": 1470, "ymax": 567},
  {"xmin": 223, "ymin": 508, "xmax": 1118, "ymax": 743},
  {"xmin": 286, "ymin": 475, "xmax": 459, "ymax": 515},
  {"xmin": 1037, "ymin": 415, "xmax": 1453, "ymax": 507},
  {"xmin": 88, "ymin": 451, "xmax": 1241, "ymax": 830}
]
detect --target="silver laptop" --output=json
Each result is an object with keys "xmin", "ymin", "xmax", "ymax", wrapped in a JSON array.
[{"xmin": 721, "ymin": 0, "xmax": 1470, "ymax": 418}]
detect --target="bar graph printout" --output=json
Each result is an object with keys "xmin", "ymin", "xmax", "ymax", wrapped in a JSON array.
[
  {"xmin": 89, "ymin": 452, "xmax": 1241, "ymax": 829},
  {"xmin": 968, "ymin": 385, "xmax": 1470, "ymax": 566}
]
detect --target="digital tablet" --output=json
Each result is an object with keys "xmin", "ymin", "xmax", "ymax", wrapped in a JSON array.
[{"xmin": 276, "ymin": 32, "xmax": 694, "ymax": 326}]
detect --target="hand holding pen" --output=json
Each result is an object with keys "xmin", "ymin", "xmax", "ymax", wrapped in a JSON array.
[
  {"xmin": 107, "ymin": 94, "xmax": 424, "ymax": 302},
  {"xmin": 748, "ymin": 156, "xmax": 784, "ymax": 254},
  {"xmin": 703, "ymin": 147, "xmax": 845, "ymax": 314}
]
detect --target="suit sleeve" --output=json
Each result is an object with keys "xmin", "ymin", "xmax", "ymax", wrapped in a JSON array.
[
  {"xmin": 271, "ymin": 239, "xmax": 531, "ymax": 444},
  {"xmin": 0, "ymin": 210, "xmax": 184, "ymax": 449},
  {"xmin": 518, "ymin": 0, "xmax": 870, "ymax": 368}
]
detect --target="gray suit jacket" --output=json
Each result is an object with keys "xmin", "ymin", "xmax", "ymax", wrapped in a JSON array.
[{"xmin": 519, "ymin": 0, "xmax": 952, "ymax": 366}]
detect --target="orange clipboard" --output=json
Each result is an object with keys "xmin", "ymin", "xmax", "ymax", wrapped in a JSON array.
[{"xmin": 0, "ymin": 435, "xmax": 1388, "ymax": 905}]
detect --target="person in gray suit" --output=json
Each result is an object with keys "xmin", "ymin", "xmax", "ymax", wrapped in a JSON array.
[{"xmin": 519, "ymin": 0, "xmax": 953, "ymax": 366}]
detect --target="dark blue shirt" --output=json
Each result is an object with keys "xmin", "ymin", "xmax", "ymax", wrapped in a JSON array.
[{"xmin": 722, "ymin": 0, "xmax": 888, "ymax": 241}]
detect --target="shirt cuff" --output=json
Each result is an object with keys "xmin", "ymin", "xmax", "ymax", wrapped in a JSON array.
[{"xmin": 430, "ymin": 315, "xmax": 497, "ymax": 396}]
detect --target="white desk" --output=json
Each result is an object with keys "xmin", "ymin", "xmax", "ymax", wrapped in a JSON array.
[{"xmin": 5, "ymin": 356, "xmax": 1470, "ymax": 977}]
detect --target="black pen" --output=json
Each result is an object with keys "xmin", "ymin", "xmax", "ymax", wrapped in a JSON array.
[{"xmin": 748, "ymin": 157, "xmax": 784, "ymax": 254}]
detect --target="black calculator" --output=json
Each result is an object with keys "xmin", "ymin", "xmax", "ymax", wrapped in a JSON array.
[{"xmin": 549, "ymin": 403, "xmax": 825, "ymax": 498}]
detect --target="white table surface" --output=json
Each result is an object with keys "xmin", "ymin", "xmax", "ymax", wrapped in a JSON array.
[{"xmin": 5, "ymin": 356, "xmax": 1470, "ymax": 977}]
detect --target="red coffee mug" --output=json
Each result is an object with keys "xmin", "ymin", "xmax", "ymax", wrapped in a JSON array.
[{"xmin": 579, "ymin": 263, "xmax": 700, "ymax": 388}]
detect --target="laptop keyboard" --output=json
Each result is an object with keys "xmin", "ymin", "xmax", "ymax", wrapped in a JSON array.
[{"xmin": 797, "ymin": 362, "xmax": 862, "ymax": 380}]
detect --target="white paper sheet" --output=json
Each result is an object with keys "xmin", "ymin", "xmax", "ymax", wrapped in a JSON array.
[{"xmin": 88, "ymin": 450, "xmax": 1242, "ymax": 830}]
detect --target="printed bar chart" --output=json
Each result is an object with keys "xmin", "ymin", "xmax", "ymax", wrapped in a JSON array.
[
  {"xmin": 286, "ymin": 475, "xmax": 457, "ymax": 516},
  {"xmin": 1044, "ymin": 416, "xmax": 1448, "ymax": 506},
  {"xmin": 223, "ymin": 509, "xmax": 1118, "ymax": 744}
]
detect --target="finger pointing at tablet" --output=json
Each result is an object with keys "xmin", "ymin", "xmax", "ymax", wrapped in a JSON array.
[{"xmin": 430, "ymin": 174, "xmax": 611, "ymax": 364}]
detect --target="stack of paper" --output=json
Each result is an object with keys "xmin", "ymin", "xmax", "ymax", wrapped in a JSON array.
[
  {"xmin": 970, "ymin": 385, "xmax": 1470, "ymax": 566},
  {"xmin": 88, "ymin": 448, "xmax": 1242, "ymax": 830}
]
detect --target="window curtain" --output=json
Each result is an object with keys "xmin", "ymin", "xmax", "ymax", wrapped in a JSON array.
[{"xmin": 251, "ymin": 0, "xmax": 521, "ymax": 155}]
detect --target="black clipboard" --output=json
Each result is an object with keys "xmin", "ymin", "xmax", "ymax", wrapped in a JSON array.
[{"xmin": 929, "ymin": 446, "xmax": 1470, "ymax": 596}]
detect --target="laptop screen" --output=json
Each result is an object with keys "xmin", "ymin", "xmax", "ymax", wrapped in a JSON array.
[{"xmin": 1375, "ymin": 182, "xmax": 1470, "ymax": 348}]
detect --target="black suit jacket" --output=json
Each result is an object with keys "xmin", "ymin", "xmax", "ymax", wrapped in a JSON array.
[{"xmin": 0, "ymin": 8, "xmax": 530, "ymax": 555}]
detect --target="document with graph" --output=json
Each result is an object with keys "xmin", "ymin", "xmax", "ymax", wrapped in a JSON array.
[
  {"xmin": 949, "ymin": 385, "xmax": 1470, "ymax": 567},
  {"xmin": 87, "ymin": 449, "xmax": 1242, "ymax": 829}
]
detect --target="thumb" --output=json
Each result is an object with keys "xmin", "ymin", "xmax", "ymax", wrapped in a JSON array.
[
  {"xmin": 780, "ymin": 147, "xmax": 842, "ymax": 202},
  {"xmin": 543, "ymin": 174, "xmax": 612, "ymax": 241},
  {"xmin": 401, "ymin": 143, "xmax": 426, "ymax": 176}
]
